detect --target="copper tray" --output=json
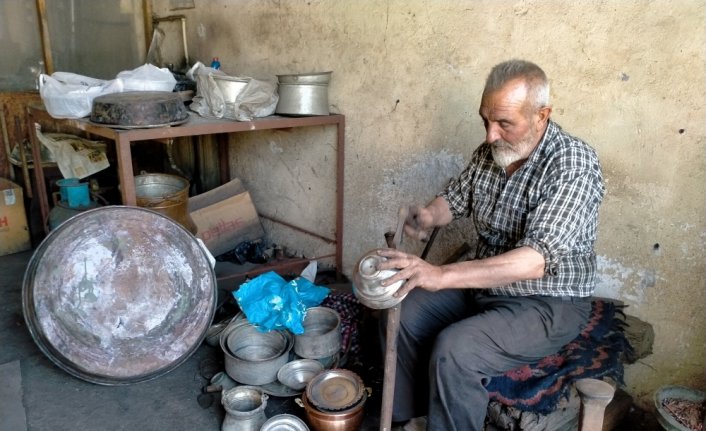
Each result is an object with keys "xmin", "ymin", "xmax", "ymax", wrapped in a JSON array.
[{"xmin": 22, "ymin": 206, "xmax": 217, "ymax": 385}]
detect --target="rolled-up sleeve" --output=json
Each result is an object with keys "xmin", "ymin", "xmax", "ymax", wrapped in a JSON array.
[{"xmin": 517, "ymin": 145, "xmax": 605, "ymax": 277}]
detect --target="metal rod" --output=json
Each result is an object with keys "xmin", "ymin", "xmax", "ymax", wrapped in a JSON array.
[
  {"xmin": 380, "ymin": 211, "xmax": 439, "ymax": 430},
  {"xmin": 420, "ymin": 226, "xmax": 440, "ymax": 260},
  {"xmin": 181, "ymin": 17, "xmax": 189, "ymax": 67},
  {"xmin": 259, "ymin": 214, "xmax": 336, "ymax": 244},
  {"xmin": 380, "ymin": 305, "xmax": 401, "ymax": 431}
]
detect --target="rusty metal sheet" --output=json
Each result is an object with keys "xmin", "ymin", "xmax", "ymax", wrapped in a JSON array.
[{"xmin": 22, "ymin": 206, "xmax": 216, "ymax": 385}]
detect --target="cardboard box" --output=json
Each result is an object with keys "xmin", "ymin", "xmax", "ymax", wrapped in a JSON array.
[
  {"xmin": 0, "ymin": 178, "xmax": 31, "ymax": 256},
  {"xmin": 189, "ymin": 178, "xmax": 264, "ymax": 257}
]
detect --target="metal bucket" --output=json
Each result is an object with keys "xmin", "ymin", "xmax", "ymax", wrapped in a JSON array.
[
  {"xmin": 22, "ymin": 206, "xmax": 217, "ymax": 385},
  {"xmin": 134, "ymin": 173, "xmax": 197, "ymax": 234}
]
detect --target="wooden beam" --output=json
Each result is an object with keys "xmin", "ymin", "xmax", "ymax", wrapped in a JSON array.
[{"xmin": 34, "ymin": 0, "xmax": 53, "ymax": 75}]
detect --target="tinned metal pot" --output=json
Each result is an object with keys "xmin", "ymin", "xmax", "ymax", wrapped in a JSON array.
[
  {"xmin": 220, "ymin": 320, "xmax": 293, "ymax": 385},
  {"xmin": 352, "ymin": 249, "xmax": 407, "ymax": 309},
  {"xmin": 275, "ymin": 72, "xmax": 331, "ymax": 116},
  {"xmin": 294, "ymin": 307, "xmax": 341, "ymax": 359}
]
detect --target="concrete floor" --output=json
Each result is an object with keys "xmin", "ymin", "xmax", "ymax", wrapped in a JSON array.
[
  {"xmin": 1, "ymin": 249, "xmax": 382, "ymax": 431},
  {"xmin": 2, "ymin": 247, "xmax": 663, "ymax": 431}
]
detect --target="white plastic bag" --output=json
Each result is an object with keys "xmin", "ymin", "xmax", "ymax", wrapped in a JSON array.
[
  {"xmin": 39, "ymin": 73, "xmax": 122, "ymax": 119},
  {"xmin": 233, "ymin": 76, "xmax": 279, "ymax": 121},
  {"xmin": 117, "ymin": 63, "xmax": 176, "ymax": 92}
]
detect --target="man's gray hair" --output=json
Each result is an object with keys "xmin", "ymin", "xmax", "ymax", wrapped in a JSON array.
[{"xmin": 483, "ymin": 60, "xmax": 550, "ymax": 110}]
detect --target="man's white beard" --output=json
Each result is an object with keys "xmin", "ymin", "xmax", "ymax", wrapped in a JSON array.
[
  {"xmin": 490, "ymin": 133, "xmax": 537, "ymax": 169},
  {"xmin": 491, "ymin": 143, "xmax": 522, "ymax": 168}
]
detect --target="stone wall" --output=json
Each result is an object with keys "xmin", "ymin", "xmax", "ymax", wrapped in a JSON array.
[{"xmin": 152, "ymin": 0, "xmax": 706, "ymax": 409}]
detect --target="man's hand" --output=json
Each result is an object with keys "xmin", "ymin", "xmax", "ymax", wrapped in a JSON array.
[
  {"xmin": 375, "ymin": 248, "xmax": 445, "ymax": 297},
  {"xmin": 403, "ymin": 197, "xmax": 454, "ymax": 242},
  {"xmin": 404, "ymin": 205, "xmax": 435, "ymax": 241}
]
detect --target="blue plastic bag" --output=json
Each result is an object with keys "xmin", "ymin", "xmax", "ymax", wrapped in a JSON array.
[{"xmin": 233, "ymin": 271, "xmax": 330, "ymax": 334}]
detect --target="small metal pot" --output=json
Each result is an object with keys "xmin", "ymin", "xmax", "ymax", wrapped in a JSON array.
[
  {"xmin": 305, "ymin": 369, "xmax": 365, "ymax": 412},
  {"xmin": 296, "ymin": 392, "xmax": 366, "ymax": 431},
  {"xmin": 294, "ymin": 307, "xmax": 341, "ymax": 359},
  {"xmin": 221, "ymin": 385, "xmax": 268, "ymax": 431},
  {"xmin": 352, "ymin": 249, "xmax": 407, "ymax": 309},
  {"xmin": 220, "ymin": 320, "xmax": 293, "ymax": 385},
  {"xmin": 212, "ymin": 75, "xmax": 249, "ymax": 104}
]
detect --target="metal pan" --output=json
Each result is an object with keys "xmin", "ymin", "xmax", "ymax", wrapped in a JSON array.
[{"xmin": 22, "ymin": 206, "xmax": 217, "ymax": 385}]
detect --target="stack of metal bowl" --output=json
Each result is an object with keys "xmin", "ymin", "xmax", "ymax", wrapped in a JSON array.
[{"xmin": 219, "ymin": 320, "xmax": 293, "ymax": 386}]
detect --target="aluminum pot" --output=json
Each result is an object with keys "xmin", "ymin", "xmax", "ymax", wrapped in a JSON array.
[
  {"xmin": 352, "ymin": 249, "xmax": 406, "ymax": 310},
  {"xmin": 275, "ymin": 72, "xmax": 331, "ymax": 116},
  {"xmin": 211, "ymin": 75, "xmax": 249, "ymax": 118},
  {"xmin": 294, "ymin": 307, "xmax": 342, "ymax": 359},
  {"xmin": 296, "ymin": 392, "xmax": 366, "ymax": 431},
  {"xmin": 220, "ymin": 320, "xmax": 293, "ymax": 385},
  {"xmin": 211, "ymin": 75, "xmax": 249, "ymax": 104}
]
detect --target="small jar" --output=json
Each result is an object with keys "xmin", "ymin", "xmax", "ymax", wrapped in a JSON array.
[{"xmin": 221, "ymin": 386, "xmax": 268, "ymax": 431}]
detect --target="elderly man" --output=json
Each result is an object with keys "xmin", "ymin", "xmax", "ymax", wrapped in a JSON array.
[{"xmin": 378, "ymin": 59, "xmax": 605, "ymax": 430}]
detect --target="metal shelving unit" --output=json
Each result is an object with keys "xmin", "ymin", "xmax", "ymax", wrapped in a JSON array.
[{"xmin": 27, "ymin": 106, "xmax": 346, "ymax": 277}]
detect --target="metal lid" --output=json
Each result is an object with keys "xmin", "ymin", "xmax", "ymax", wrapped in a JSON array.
[
  {"xmin": 22, "ymin": 206, "xmax": 217, "ymax": 385},
  {"xmin": 305, "ymin": 368, "xmax": 365, "ymax": 411},
  {"xmin": 260, "ymin": 414, "xmax": 310, "ymax": 431},
  {"xmin": 276, "ymin": 71, "xmax": 332, "ymax": 85}
]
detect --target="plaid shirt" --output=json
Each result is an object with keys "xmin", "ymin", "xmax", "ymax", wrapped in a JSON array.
[{"xmin": 440, "ymin": 120, "xmax": 605, "ymax": 297}]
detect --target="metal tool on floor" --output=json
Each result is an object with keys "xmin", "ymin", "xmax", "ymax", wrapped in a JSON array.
[{"xmin": 379, "ymin": 207, "xmax": 439, "ymax": 431}]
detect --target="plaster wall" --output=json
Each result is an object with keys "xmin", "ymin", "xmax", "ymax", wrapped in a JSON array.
[{"xmin": 152, "ymin": 0, "xmax": 705, "ymax": 408}]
